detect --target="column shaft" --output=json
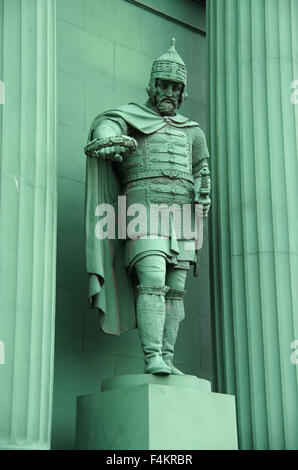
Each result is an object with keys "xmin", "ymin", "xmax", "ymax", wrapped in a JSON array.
[
  {"xmin": 207, "ymin": 0, "xmax": 298, "ymax": 450},
  {"xmin": 0, "ymin": 0, "xmax": 57, "ymax": 449}
]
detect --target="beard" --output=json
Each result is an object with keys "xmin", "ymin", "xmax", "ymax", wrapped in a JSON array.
[{"xmin": 156, "ymin": 98, "xmax": 177, "ymax": 116}]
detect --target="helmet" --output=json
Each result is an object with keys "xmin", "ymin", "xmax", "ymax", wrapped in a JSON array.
[{"xmin": 146, "ymin": 38, "xmax": 188, "ymax": 107}]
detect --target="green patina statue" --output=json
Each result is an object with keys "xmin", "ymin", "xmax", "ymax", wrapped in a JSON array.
[{"xmin": 84, "ymin": 39, "xmax": 211, "ymax": 376}]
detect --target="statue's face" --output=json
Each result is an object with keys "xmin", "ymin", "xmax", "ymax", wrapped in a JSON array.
[{"xmin": 154, "ymin": 78, "xmax": 183, "ymax": 116}]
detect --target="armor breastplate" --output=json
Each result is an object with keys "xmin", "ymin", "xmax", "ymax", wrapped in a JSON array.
[{"xmin": 121, "ymin": 125, "xmax": 193, "ymax": 185}]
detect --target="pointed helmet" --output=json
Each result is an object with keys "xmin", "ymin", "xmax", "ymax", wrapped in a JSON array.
[{"xmin": 146, "ymin": 38, "xmax": 188, "ymax": 107}]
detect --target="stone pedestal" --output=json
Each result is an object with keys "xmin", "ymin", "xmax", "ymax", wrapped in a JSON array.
[{"xmin": 75, "ymin": 375, "xmax": 238, "ymax": 450}]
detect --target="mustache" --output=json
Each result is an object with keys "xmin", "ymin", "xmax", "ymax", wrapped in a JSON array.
[{"xmin": 159, "ymin": 98, "xmax": 176, "ymax": 106}]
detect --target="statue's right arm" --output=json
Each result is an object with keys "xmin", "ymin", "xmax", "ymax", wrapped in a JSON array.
[
  {"xmin": 91, "ymin": 119, "xmax": 126, "ymax": 161},
  {"xmin": 93, "ymin": 119, "xmax": 123, "ymax": 138}
]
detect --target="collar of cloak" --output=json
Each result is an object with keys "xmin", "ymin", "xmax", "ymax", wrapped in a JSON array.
[{"xmin": 89, "ymin": 102, "xmax": 199, "ymax": 138}]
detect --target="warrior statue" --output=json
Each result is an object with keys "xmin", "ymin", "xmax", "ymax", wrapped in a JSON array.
[{"xmin": 84, "ymin": 39, "xmax": 211, "ymax": 376}]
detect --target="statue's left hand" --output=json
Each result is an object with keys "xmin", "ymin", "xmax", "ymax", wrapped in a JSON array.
[
  {"xmin": 194, "ymin": 166, "xmax": 211, "ymax": 218},
  {"xmin": 195, "ymin": 193, "xmax": 211, "ymax": 218}
]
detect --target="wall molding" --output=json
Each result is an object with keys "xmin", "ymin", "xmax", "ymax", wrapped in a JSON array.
[{"xmin": 124, "ymin": 0, "xmax": 206, "ymax": 36}]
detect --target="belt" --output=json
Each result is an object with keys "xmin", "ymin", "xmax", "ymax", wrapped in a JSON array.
[{"xmin": 123, "ymin": 169, "xmax": 194, "ymax": 185}]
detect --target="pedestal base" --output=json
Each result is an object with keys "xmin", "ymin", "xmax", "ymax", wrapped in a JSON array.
[{"xmin": 75, "ymin": 375, "xmax": 238, "ymax": 450}]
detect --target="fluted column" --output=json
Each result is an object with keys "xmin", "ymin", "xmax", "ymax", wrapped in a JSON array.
[
  {"xmin": 207, "ymin": 0, "xmax": 298, "ymax": 450},
  {"xmin": 0, "ymin": 0, "xmax": 57, "ymax": 449}
]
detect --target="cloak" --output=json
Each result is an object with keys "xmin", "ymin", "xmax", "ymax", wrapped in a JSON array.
[{"xmin": 85, "ymin": 103, "xmax": 199, "ymax": 335}]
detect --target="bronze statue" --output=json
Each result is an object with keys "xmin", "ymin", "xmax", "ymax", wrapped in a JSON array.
[{"xmin": 85, "ymin": 39, "xmax": 211, "ymax": 376}]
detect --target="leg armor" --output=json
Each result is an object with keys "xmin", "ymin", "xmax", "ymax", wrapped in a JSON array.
[
  {"xmin": 163, "ymin": 263, "xmax": 189, "ymax": 375},
  {"xmin": 134, "ymin": 255, "xmax": 171, "ymax": 375}
]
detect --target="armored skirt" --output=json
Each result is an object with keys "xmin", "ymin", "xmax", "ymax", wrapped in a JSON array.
[{"xmin": 123, "ymin": 176, "xmax": 199, "ymax": 271}]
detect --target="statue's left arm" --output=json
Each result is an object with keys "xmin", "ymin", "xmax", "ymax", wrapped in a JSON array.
[{"xmin": 192, "ymin": 127, "xmax": 211, "ymax": 218}]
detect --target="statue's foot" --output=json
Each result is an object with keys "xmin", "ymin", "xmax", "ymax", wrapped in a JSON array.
[
  {"xmin": 144, "ymin": 356, "xmax": 171, "ymax": 375},
  {"xmin": 170, "ymin": 364, "xmax": 185, "ymax": 375},
  {"xmin": 162, "ymin": 356, "xmax": 185, "ymax": 375}
]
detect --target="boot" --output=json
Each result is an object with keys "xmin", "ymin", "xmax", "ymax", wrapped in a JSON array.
[
  {"xmin": 136, "ymin": 285, "xmax": 171, "ymax": 375},
  {"xmin": 162, "ymin": 288, "xmax": 186, "ymax": 375}
]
